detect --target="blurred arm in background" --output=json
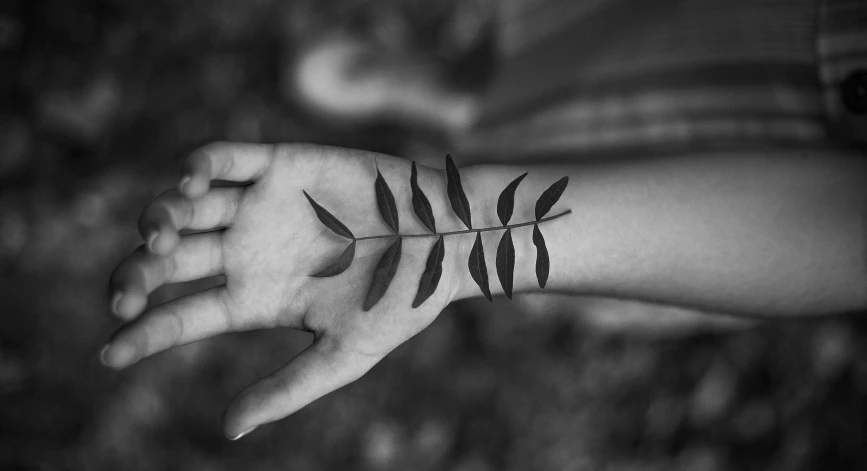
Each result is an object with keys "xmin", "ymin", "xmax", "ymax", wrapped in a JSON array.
[{"xmin": 290, "ymin": 36, "xmax": 481, "ymax": 133}]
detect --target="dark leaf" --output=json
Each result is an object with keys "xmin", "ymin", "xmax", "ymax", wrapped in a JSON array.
[
  {"xmin": 468, "ymin": 232, "xmax": 493, "ymax": 302},
  {"xmin": 412, "ymin": 235, "xmax": 445, "ymax": 308},
  {"xmin": 446, "ymin": 154, "xmax": 472, "ymax": 229},
  {"xmin": 535, "ymin": 176, "xmax": 569, "ymax": 220},
  {"xmin": 410, "ymin": 161, "xmax": 436, "ymax": 233},
  {"xmin": 496, "ymin": 229, "xmax": 515, "ymax": 298},
  {"xmin": 303, "ymin": 190, "xmax": 354, "ymax": 239},
  {"xmin": 532, "ymin": 224, "xmax": 549, "ymax": 288},
  {"xmin": 497, "ymin": 173, "xmax": 528, "ymax": 225},
  {"xmin": 363, "ymin": 237, "xmax": 403, "ymax": 311},
  {"xmin": 375, "ymin": 166, "xmax": 399, "ymax": 233},
  {"xmin": 310, "ymin": 241, "xmax": 356, "ymax": 277}
]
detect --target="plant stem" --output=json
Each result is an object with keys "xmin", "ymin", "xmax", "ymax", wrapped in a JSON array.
[{"xmin": 354, "ymin": 209, "xmax": 572, "ymax": 241}]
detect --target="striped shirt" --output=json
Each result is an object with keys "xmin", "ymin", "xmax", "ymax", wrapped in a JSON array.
[{"xmin": 457, "ymin": 0, "xmax": 867, "ymax": 162}]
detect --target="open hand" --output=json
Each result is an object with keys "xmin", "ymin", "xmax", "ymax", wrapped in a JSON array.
[{"xmin": 104, "ymin": 142, "xmax": 475, "ymax": 439}]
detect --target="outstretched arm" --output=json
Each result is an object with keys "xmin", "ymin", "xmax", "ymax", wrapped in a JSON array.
[
  {"xmin": 457, "ymin": 147, "xmax": 867, "ymax": 316},
  {"xmin": 105, "ymin": 143, "xmax": 865, "ymax": 440}
]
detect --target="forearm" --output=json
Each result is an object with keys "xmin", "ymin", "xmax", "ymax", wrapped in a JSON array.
[{"xmin": 457, "ymin": 148, "xmax": 867, "ymax": 316}]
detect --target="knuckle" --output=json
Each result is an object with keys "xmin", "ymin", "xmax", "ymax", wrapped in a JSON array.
[
  {"xmin": 281, "ymin": 142, "xmax": 322, "ymax": 160},
  {"xmin": 321, "ymin": 337, "xmax": 382, "ymax": 374},
  {"xmin": 180, "ymin": 196, "xmax": 195, "ymax": 227},
  {"xmin": 222, "ymin": 189, "xmax": 240, "ymax": 224},
  {"xmin": 165, "ymin": 251, "xmax": 178, "ymax": 281},
  {"xmin": 209, "ymin": 235, "xmax": 224, "ymax": 270},
  {"xmin": 222, "ymin": 150, "xmax": 235, "ymax": 176},
  {"xmin": 215, "ymin": 288, "xmax": 235, "ymax": 331},
  {"xmin": 270, "ymin": 142, "xmax": 304, "ymax": 165},
  {"xmin": 159, "ymin": 307, "xmax": 185, "ymax": 347},
  {"xmin": 273, "ymin": 370, "xmax": 300, "ymax": 397},
  {"xmin": 269, "ymin": 143, "xmax": 285, "ymax": 161}
]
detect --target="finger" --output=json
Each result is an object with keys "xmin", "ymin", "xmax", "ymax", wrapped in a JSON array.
[
  {"xmin": 181, "ymin": 142, "xmax": 275, "ymax": 198},
  {"xmin": 101, "ymin": 286, "xmax": 232, "ymax": 369},
  {"xmin": 139, "ymin": 188, "xmax": 242, "ymax": 254},
  {"xmin": 109, "ymin": 233, "xmax": 224, "ymax": 319},
  {"xmin": 222, "ymin": 337, "xmax": 381, "ymax": 440}
]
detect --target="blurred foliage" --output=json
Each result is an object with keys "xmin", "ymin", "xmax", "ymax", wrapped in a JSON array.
[{"xmin": 1, "ymin": 0, "xmax": 867, "ymax": 470}]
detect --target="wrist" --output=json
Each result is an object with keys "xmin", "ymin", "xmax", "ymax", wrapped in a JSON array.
[
  {"xmin": 409, "ymin": 160, "xmax": 580, "ymax": 305},
  {"xmin": 449, "ymin": 164, "xmax": 549, "ymax": 302}
]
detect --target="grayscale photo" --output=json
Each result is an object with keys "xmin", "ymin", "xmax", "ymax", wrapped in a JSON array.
[{"xmin": 1, "ymin": 0, "xmax": 866, "ymax": 469}]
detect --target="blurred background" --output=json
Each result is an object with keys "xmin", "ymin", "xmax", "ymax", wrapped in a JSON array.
[{"xmin": 2, "ymin": 0, "xmax": 867, "ymax": 470}]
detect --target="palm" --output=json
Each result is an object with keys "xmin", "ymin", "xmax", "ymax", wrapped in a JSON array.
[
  {"xmin": 106, "ymin": 143, "xmax": 465, "ymax": 439},
  {"xmin": 222, "ymin": 145, "xmax": 452, "ymax": 357}
]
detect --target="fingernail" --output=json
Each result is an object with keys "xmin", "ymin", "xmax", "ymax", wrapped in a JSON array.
[
  {"xmin": 179, "ymin": 174, "xmax": 192, "ymax": 194},
  {"xmin": 228, "ymin": 426, "xmax": 257, "ymax": 441},
  {"xmin": 99, "ymin": 344, "xmax": 111, "ymax": 366},
  {"xmin": 147, "ymin": 232, "xmax": 160, "ymax": 253},
  {"xmin": 111, "ymin": 291, "xmax": 124, "ymax": 315}
]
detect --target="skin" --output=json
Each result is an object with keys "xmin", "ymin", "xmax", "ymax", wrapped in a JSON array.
[
  {"xmin": 105, "ymin": 142, "xmax": 867, "ymax": 440},
  {"xmin": 105, "ymin": 143, "xmax": 484, "ymax": 439},
  {"xmin": 465, "ymin": 150, "xmax": 867, "ymax": 316}
]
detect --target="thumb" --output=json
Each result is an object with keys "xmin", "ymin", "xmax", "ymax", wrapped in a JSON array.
[{"xmin": 222, "ymin": 336, "xmax": 381, "ymax": 440}]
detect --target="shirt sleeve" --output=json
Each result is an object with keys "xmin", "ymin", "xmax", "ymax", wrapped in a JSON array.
[{"xmin": 458, "ymin": 0, "xmax": 832, "ymax": 164}]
